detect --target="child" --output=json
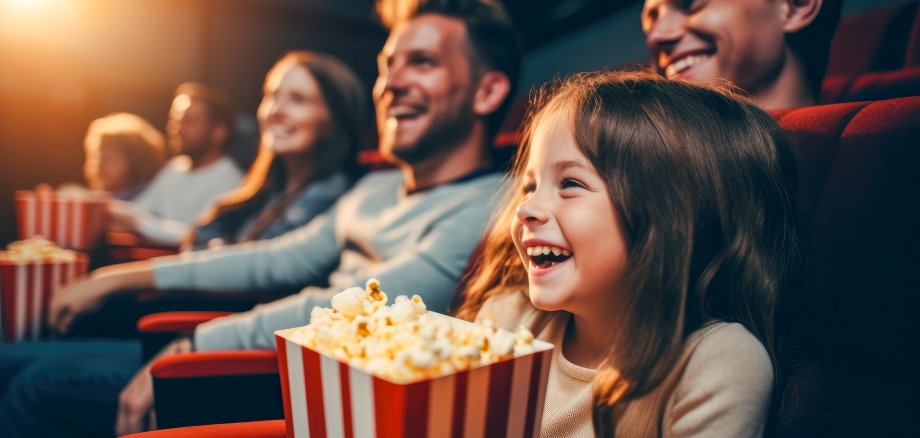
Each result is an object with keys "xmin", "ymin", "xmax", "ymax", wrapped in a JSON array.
[
  {"xmin": 83, "ymin": 112, "xmax": 168, "ymax": 201},
  {"xmin": 457, "ymin": 70, "xmax": 797, "ymax": 437}
]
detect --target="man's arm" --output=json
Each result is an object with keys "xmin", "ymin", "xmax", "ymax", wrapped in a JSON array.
[
  {"xmin": 152, "ymin": 210, "xmax": 340, "ymax": 291},
  {"xmin": 192, "ymin": 198, "xmax": 495, "ymax": 351},
  {"xmin": 49, "ymin": 208, "xmax": 341, "ymax": 333}
]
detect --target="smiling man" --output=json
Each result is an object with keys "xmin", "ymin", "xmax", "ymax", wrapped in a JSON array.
[
  {"xmin": 0, "ymin": 1, "xmax": 521, "ymax": 436},
  {"xmin": 642, "ymin": 0, "xmax": 842, "ymax": 109}
]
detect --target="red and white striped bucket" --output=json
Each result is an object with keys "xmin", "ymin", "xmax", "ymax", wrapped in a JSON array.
[
  {"xmin": 0, "ymin": 253, "xmax": 89, "ymax": 343},
  {"xmin": 15, "ymin": 190, "xmax": 110, "ymax": 251},
  {"xmin": 275, "ymin": 319, "xmax": 554, "ymax": 438}
]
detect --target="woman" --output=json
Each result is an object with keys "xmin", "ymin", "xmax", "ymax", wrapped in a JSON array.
[{"xmin": 184, "ymin": 51, "xmax": 367, "ymax": 251}]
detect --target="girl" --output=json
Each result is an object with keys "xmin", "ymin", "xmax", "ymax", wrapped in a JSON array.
[
  {"xmin": 458, "ymin": 70, "xmax": 797, "ymax": 437},
  {"xmin": 183, "ymin": 51, "xmax": 367, "ymax": 251},
  {"xmin": 83, "ymin": 112, "xmax": 167, "ymax": 201}
]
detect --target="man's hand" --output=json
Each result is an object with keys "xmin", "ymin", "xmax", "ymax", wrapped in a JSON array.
[
  {"xmin": 48, "ymin": 277, "xmax": 108, "ymax": 334},
  {"xmin": 116, "ymin": 337, "xmax": 193, "ymax": 436},
  {"xmin": 48, "ymin": 261, "xmax": 155, "ymax": 335}
]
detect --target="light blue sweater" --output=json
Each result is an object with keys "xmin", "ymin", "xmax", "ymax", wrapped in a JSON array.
[{"xmin": 151, "ymin": 169, "xmax": 507, "ymax": 350}]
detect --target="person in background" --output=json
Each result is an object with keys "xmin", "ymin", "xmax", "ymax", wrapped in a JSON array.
[
  {"xmin": 183, "ymin": 51, "xmax": 364, "ymax": 252},
  {"xmin": 83, "ymin": 112, "xmax": 168, "ymax": 201},
  {"xmin": 109, "ymin": 82, "xmax": 245, "ymax": 245},
  {"xmin": 457, "ymin": 70, "xmax": 798, "ymax": 436},
  {"xmin": 641, "ymin": 0, "xmax": 842, "ymax": 109},
  {"xmin": 0, "ymin": 1, "xmax": 521, "ymax": 435}
]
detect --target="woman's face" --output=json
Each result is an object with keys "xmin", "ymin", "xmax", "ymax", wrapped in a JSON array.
[
  {"xmin": 511, "ymin": 117, "xmax": 629, "ymax": 319},
  {"xmin": 257, "ymin": 63, "xmax": 334, "ymax": 156},
  {"xmin": 85, "ymin": 142, "xmax": 131, "ymax": 193}
]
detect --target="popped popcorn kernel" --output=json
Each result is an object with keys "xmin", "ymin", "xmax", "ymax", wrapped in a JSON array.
[
  {"xmin": 1, "ymin": 237, "xmax": 77, "ymax": 263},
  {"xmin": 290, "ymin": 280, "xmax": 537, "ymax": 383}
]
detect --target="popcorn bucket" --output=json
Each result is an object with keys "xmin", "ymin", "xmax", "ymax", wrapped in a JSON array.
[
  {"xmin": 275, "ymin": 315, "xmax": 554, "ymax": 438},
  {"xmin": 15, "ymin": 190, "xmax": 110, "ymax": 251},
  {"xmin": 0, "ymin": 253, "xmax": 89, "ymax": 342}
]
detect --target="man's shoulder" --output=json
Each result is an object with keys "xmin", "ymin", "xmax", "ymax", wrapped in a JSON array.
[{"xmin": 352, "ymin": 169, "xmax": 404, "ymax": 190}]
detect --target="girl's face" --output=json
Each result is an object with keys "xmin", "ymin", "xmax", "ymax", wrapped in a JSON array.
[
  {"xmin": 511, "ymin": 118, "xmax": 629, "ymax": 318},
  {"xmin": 85, "ymin": 143, "xmax": 130, "ymax": 193},
  {"xmin": 257, "ymin": 64, "xmax": 333, "ymax": 156}
]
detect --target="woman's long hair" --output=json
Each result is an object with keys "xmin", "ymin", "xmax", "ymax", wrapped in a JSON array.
[
  {"xmin": 458, "ymin": 70, "xmax": 798, "ymax": 436},
  {"xmin": 184, "ymin": 51, "xmax": 367, "ymax": 248}
]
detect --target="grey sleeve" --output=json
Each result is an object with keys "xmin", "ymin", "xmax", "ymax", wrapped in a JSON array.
[
  {"xmin": 193, "ymin": 199, "xmax": 494, "ymax": 351},
  {"xmin": 152, "ymin": 210, "xmax": 341, "ymax": 292}
]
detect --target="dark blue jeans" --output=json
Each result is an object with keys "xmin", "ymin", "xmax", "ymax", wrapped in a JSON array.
[{"xmin": 0, "ymin": 341, "xmax": 141, "ymax": 437}]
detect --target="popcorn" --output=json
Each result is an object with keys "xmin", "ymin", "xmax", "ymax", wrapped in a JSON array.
[
  {"xmin": 0, "ymin": 237, "xmax": 78, "ymax": 263},
  {"xmin": 289, "ymin": 279, "xmax": 537, "ymax": 383}
]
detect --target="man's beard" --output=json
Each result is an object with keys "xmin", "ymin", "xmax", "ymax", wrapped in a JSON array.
[{"xmin": 387, "ymin": 108, "xmax": 477, "ymax": 165}]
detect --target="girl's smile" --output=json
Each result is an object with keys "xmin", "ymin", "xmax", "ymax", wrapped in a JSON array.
[{"xmin": 522, "ymin": 239, "xmax": 573, "ymax": 276}]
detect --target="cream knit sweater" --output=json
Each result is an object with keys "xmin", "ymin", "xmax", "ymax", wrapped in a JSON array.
[{"xmin": 477, "ymin": 291, "xmax": 773, "ymax": 437}]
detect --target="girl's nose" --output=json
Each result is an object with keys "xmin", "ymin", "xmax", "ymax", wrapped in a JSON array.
[{"xmin": 516, "ymin": 197, "xmax": 549, "ymax": 227}]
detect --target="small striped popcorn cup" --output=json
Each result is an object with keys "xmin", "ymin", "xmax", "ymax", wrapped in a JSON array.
[
  {"xmin": 0, "ymin": 252, "xmax": 89, "ymax": 343},
  {"xmin": 275, "ymin": 313, "xmax": 554, "ymax": 438},
  {"xmin": 15, "ymin": 189, "xmax": 110, "ymax": 251}
]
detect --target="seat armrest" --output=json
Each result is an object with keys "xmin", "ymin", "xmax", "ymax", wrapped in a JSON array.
[
  {"xmin": 151, "ymin": 351, "xmax": 279, "ymax": 379},
  {"xmin": 137, "ymin": 311, "xmax": 233, "ymax": 334},
  {"xmin": 122, "ymin": 419, "xmax": 286, "ymax": 437}
]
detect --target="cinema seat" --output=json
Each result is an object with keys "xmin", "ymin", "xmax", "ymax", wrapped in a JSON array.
[
  {"xmin": 826, "ymin": 1, "xmax": 920, "ymax": 76},
  {"xmin": 767, "ymin": 96, "xmax": 920, "ymax": 437}
]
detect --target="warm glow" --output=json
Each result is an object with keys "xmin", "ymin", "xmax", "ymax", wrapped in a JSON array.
[{"xmin": 5, "ymin": 0, "xmax": 49, "ymax": 10}]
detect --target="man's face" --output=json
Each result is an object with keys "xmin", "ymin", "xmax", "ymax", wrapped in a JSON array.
[
  {"xmin": 167, "ymin": 96, "xmax": 215, "ymax": 159},
  {"xmin": 642, "ymin": 0, "xmax": 788, "ymax": 95},
  {"xmin": 373, "ymin": 14, "xmax": 479, "ymax": 165}
]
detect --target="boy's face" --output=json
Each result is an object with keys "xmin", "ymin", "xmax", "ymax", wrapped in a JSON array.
[
  {"xmin": 642, "ymin": 0, "xmax": 788, "ymax": 96},
  {"xmin": 511, "ymin": 116, "xmax": 628, "ymax": 319},
  {"xmin": 373, "ymin": 14, "xmax": 479, "ymax": 165}
]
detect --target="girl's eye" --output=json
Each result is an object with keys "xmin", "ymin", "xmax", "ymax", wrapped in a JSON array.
[
  {"xmin": 560, "ymin": 178, "xmax": 585, "ymax": 190},
  {"xmin": 521, "ymin": 183, "xmax": 536, "ymax": 195}
]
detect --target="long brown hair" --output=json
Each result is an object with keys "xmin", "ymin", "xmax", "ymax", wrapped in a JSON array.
[
  {"xmin": 458, "ymin": 70, "xmax": 798, "ymax": 435},
  {"xmin": 184, "ymin": 51, "xmax": 367, "ymax": 248}
]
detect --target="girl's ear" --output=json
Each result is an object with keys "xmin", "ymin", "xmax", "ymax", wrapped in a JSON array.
[
  {"xmin": 781, "ymin": 0, "xmax": 823, "ymax": 34},
  {"xmin": 472, "ymin": 71, "xmax": 511, "ymax": 117}
]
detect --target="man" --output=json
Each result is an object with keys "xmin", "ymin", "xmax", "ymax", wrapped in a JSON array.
[
  {"xmin": 641, "ymin": 0, "xmax": 842, "ymax": 109},
  {"xmin": 110, "ymin": 82, "xmax": 244, "ymax": 245},
  {"xmin": 0, "ymin": 0, "xmax": 521, "ymax": 436}
]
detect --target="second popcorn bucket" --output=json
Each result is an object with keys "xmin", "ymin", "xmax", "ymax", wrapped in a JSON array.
[
  {"xmin": 275, "ymin": 280, "xmax": 554, "ymax": 438},
  {"xmin": 15, "ymin": 189, "xmax": 111, "ymax": 251},
  {"xmin": 0, "ymin": 238, "xmax": 89, "ymax": 343}
]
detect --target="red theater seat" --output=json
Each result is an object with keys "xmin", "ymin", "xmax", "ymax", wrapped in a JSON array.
[
  {"xmin": 826, "ymin": 1, "xmax": 920, "ymax": 76},
  {"xmin": 767, "ymin": 97, "xmax": 920, "ymax": 437}
]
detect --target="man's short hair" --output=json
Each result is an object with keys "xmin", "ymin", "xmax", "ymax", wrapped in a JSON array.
[
  {"xmin": 381, "ymin": 0, "xmax": 522, "ymax": 139},
  {"xmin": 788, "ymin": 0, "xmax": 843, "ymax": 96},
  {"xmin": 175, "ymin": 82, "xmax": 237, "ymax": 130}
]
